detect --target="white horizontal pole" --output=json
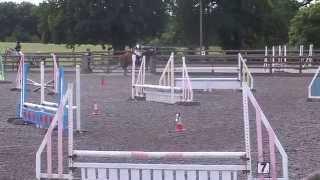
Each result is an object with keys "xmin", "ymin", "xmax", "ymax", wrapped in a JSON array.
[
  {"xmin": 176, "ymin": 77, "xmax": 238, "ymax": 81},
  {"xmin": 29, "ymin": 101, "xmax": 77, "ymax": 110},
  {"xmin": 73, "ymin": 150, "xmax": 246, "ymax": 159},
  {"xmin": 252, "ymin": 178, "xmax": 287, "ymax": 180},
  {"xmin": 133, "ymin": 84, "xmax": 182, "ymax": 90},
  {"xmin": 24, "ymin": 102, "xmax": 57, "ymax": 112},
  {"xmin": 42, "ymin": 101, "xmax": 58, "ymax": 107},
  {"xmin": 39, "ymin": 173, "xmax": 72, "ymax": 179},
  {"xmin": 65, "ymin": 105, "xmax": 77, "ymax": 109},
  {"xmin": 174, "ymin": 67, "xmax": 238, "ymax": 70},
  {"xmin": 73, "ymin": 163, "xmax": 247, "ymax": 171}
]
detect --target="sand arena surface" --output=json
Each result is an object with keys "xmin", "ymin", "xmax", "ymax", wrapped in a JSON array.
[{"xmin": 0, "ymin": 72, "xmax": 319, "ymax": 179}]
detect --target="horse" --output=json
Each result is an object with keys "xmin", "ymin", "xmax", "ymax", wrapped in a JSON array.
[
  {"xmin": 116, "ymin": 50, "xmax": 133, "ymax": 76},
  {"xmin": 4, "ymin": 48, "xmax": 20, "ymax": 71},
  {"xmin": 4, "ymin": 48, "xmax": 41, "ymax": 70},
  {"xmin": 117, "ymin": 48, "xmax": 158, "ymax": 76}
]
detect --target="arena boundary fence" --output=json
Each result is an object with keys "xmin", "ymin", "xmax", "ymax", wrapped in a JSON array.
[
  {"xmin": 2, "ymin": 46, "xmax": 320, "ymax": 75},
  {"xmin": 0, "ymin": 54, "xmax": 11, "ymax": 83},
  {"xmin": 36, "ymin": 83, "xmax": 288, "ymax": 180},
  {"xmin": 175, "ymin": 53, "xmax": 253, "ymax": 90}
]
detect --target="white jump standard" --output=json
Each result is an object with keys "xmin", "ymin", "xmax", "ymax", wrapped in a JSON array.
[
  {"xmin": 175, "ymin": 53, "xmax": 254, "ymax": 91},
  {"xmin": 36, "ymin": 83, "xmax": 288, "ymax": 180},
  {"xmin": 132, "ymin": 53, "xmax": 194, "ymax": 104},
  {"xmin": 10, "ymin": 54, "xmax": 82, "ymax": 131},
  {"xmin": 12, "ymin": 52, "xmax": 59, "ymax": 91}
]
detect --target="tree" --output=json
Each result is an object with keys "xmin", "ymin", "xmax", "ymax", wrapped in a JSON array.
[
  {"xmin": 0, "ymin": 2, "xmax": 19, "ymax": 41},
  {"xmin": 170, "ymin": 0, "xmax": 299, "ymax": 49},
  {"xmin": 289, "ymin": 3, "xmax": 320, "ymax": 46},
  {"xmin": 16, "ymin": 2, "xmax": 39, "ymax": 41},
  {"xmin": 262, "ymin": 0, "xmax": 299, "ymax": 46},
  {"xmin": 37, "ymin": 0, "xmax": 169, "ymax": 50},
  {"xmin": 0, "ymin": 2, "xmax": 39, "ymax": 42}
]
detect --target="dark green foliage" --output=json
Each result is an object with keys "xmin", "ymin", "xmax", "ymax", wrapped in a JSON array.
[
  {"xmin": 289, "ymin": 3, "xmax": 320, "ymax": 46},
  {"xmin": 169, "ymin": 0, "xmax": 299, "ymax": 49},
  {"xmin": 0, "ymin": 2, "xmax": 39, "ymax": 42},
  {"xmin": 36, "ymin": 0, "xmax": 169, "ymax": 50},
  {"xmin": 0, "ymin": 0, "xmax": 306, "ymax": 49}
]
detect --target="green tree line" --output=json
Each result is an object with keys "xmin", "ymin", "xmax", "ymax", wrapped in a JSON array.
[{"xmin": 0, "ymin": 0, "xmax": 317, "ymax": 49}]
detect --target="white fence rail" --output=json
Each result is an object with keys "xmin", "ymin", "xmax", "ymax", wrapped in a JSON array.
[
  {"xmin": 239, "ymin": 54, "xmax": 254, "ymax": 89},
  {"xmin": 74, "ymin": 163, "xmax": 246, "ymax": 180}
]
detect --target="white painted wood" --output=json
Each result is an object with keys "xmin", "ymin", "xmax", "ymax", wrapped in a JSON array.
[
  {"xmin": 87, "ymin": 168, "xmax": 96, "ymax": 179},
  {"xmin": 73, "ymin": 163, "xmax": 246, "ymax": 171},
  {"xmin": 186, "ymin": 171, "xmax": 196, "ymax": 180},
  {"xmin": 232, "ymin": 171, "xmax": 237, "ymax": 180},
  {"xmin": 175, "ymin": 78, "xmax": 241, "ymax": 90},
  {"xmin": 164, "ymin": 170, "xmax": 174, "ymax": 180},
  {"xmin": 38, "ymin": 173, "xmax": 73, "ymax": 179},
  {"xmin": 120, "ymin": 169, "xmax": 129, "ymax": 180},
  {"xmin": 24, "ymin": 102, "xmax": 57, "ymax": 112},
  {"xmin": 176, "ymin": 77, "xmax": 238, "ymax": 81},
  {"xmin": 209, "ymin": 171, "xmax": 219, "ymax": 180},
  {"xmin": 145, "ymin": 90, "xmax": 182, "ymax": 104},
  {"xmin": 221, "ymin": 171, "xmax": 231, "ymax": 180},
  {"xmin": 73, "ymin": 151, "xmax": 246, "ymax": 159},
  {"xmin": 153, "ymin": 170, "xmax": 162, "ymax": 180},
  {"xmin": 158, "ymin": 66, "xmax": 239, "ymax": 73},
  {"xmin": 134, "ymin": 84, "xmax": 182, "ymax": 90},
  {"xmin": 244, "ymin": 84, "xmax": 288, "ymax": 179},
  {"xmin": 142, "ymin": 169, "xmax": 151, "ymax": 180},
  {"xmin": 109, "ymin": 169, "xmax": 118, "ymax": 180},
  {"xmin": 198, "ymin": 171, "xmax": 208, "ymax": 180},
  {"xmin": 131, "ymin": 169, "xmax": 140, "ymax": 180},
  {"xmin": 176, "ymin": 170, "xmax": 185, "ymax": 180},
  {"xmin": 97, "ymin": 169, "xmax": 107, "ymax": 180},
  {"xmin": 81, "ymin": 168, "xmax": 86, "ymax": 180},
  {"xmin": 40, "ymin": 61, "xmax": 44, "ymax": 104},
  {"xmin": 76, "ymin": 64, "xmax": 81, "ymax": 131}
]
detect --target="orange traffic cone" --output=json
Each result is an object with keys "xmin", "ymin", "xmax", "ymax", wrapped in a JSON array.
[
  {"xmin": 91, "ymin": 103, "xmax": 101, "ymax": 115},
  {"xmin": 175, "ymin": 113, "xmax": 185, "ymax": 132}
]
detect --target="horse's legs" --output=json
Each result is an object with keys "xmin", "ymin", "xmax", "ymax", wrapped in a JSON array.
[
  {"xmin": 123, "ymin": 67, "xmax": 128, "ymax": 76},
  {"xmin": 146, "ymin": 58, "xmax": 149, "ymax": 71}
]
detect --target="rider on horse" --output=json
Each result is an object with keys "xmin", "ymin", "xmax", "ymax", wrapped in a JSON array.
[{"xmin": 134, "ymin": 44, "xmax": 143, "ymax": 65}]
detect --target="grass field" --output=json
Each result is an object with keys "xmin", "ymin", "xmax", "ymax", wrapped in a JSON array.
[{"xmin": 0, "ymin": 42, "xmax": 106, "ymax": 53}]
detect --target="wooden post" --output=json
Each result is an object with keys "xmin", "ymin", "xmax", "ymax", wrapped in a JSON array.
[
  {"xmin": 269, "ymin": 54, "xmax": 272, "ymax": 74},
  {"xmin": 150, "ymin": 56, "xmax": 157, "ymax": 74},
  {"xmin": 76, "ymin": 65, "xmax": 81, "ymax": 131},
  {"xmin": 73, "ymin": 47, "xmax": 76, "ymax": 67},
  {"xmin": 131, "ymin": 55, "xmax": 136, "ymax": 99},
  {"xmin": 171, "ymin": 53, "xmax": 174, "ymax": 104},
  {"xmin": 106, "ymin": 55, "xmax": 111, "ymax": 73},
  {"xmin": 299, "ymin": 45, "xmax": 303, "ymax": 74},
  {"xmin": 299, "ymin": 57, "xmax": 302, "ymax": 74}
]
